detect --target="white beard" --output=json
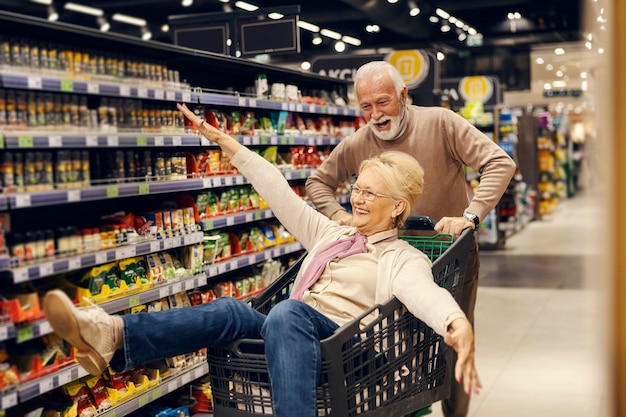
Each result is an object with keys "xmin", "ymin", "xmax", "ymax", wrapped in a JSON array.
[{"xmin": 367, "ymin": 106, "xmax": 407, "ymax": 141}]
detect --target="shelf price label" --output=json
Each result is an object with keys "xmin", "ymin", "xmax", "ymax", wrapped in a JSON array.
[
  {"xmin": 0, "ymin": 135, "xmax": 4, "ymax": 149},
  {"xmin": 48, "ymin": 135, "xmax": 62, "ymax": 147},
  {"xmin": 138, "ymin": 394, "xmax": 149, "ymax": 408},
  {"xmin": 60, "ymin": 79, "xmax": 74, "ymax": 92},
  {"xmin": 86, "ymin": 135, "xmax": 98, "ymax": 146},
  {"xmin": 67, "ymin": 189, "xmax": 81, "ymax": 202},
  {"xmin": 154, "ymin": 136, "xmax": 164, "ymax": 146},
  {"xmin": 18, "ymin": 136, "xmax": 34, "ymax": 148},
  {"xmin": 128, "ymin": 295, "xmax": 141, "ymax": 308},
  {"xmin": 136, "ymin": 136, "xmax": 148, "ymax": 146},
  {"xmin": 27, "ymin": 76, "xmax": 42, "ymax": 89},
  {"xmin": 106, "ymin": 186, "xmax": 119, "ymax": 198},
  {"xmin": 16, "ymin": 325, "xmax": 34, "ymax": 343},
  {"xmin": 139, "ymin": 184, "xmax": 150, "ymax": 195},
  {"xmin": 119, "ymin": 85, "xmax": 131, "ymax": 96},
  {"xmin": 152, "ymin": 387, "xmax": 163, "ymax": 400},
  {"xmin": 14, "ymin": 194, "xmax": 32, "ymax": 208},
  {"xmin": 87, "ymin": 83, "xmax": 100, "ymax": 94},
  {"xmin": 154, "ymin": 89, "xmax": 165, "ymax": 100},
  {"xmin": 2, "ymin": 391, "xmax": 18, "ymax": 409},
  {"xmin": 137, "ymin": 87, "xmax": 148, "ymax": 98}
]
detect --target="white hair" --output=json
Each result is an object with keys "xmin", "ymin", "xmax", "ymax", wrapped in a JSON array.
[{"xmin": 354, "ymin": 61, "xmax": 406, "ymax": 98}]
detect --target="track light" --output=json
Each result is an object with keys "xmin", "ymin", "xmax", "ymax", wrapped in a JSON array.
[
  {"xmin": 312, "ymin": 34, "xmax": 322, "ymax": 45},
  {"xmin": 112, "ymin": 13, "xmax": 147, "ymax": 26},
  {"xmin": 47, "ymin": 6, "xmax": 59, "ymax": 21},
  {"xmin": 64, "ymin": 2, "xmax": 104, "ymax": 16},
  {"xmin": 97, "ymin": 16, "xmax": 110, "ymax": 32},
  {"xmin": 334, "ymin": 41, "xmax": 346, "ymax": 52},
  {"xmin": 141, "ymin": 27, "xmax": 152, "ymax": 40},
  {"xmin": 408, "ymin": 1, "xmax": 420, "ymax": 16}
]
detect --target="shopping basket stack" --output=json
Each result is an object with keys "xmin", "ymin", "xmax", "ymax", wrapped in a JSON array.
[{"xmin": 207, "ymin": 217, "xmax": 474, "ymax": 417}]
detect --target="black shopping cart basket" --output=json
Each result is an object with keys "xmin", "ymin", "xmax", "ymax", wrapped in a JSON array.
[{"xmin": 207, "ymin": 216, "xmax": 474, "ymax": 417}]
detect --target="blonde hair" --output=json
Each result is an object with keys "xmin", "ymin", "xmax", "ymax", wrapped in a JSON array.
[{"xmin": 359, "ymin": 151, "xmax": 424, "ymax": 227}]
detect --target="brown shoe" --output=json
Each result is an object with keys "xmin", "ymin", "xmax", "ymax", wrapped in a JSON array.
[{"xmin": 43, "ymin": 290, "xmax": 122, "ymax": 376}]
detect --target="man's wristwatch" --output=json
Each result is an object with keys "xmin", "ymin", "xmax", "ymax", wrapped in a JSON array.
[{"xmin": 463, "ymin": 212, "xmax": 480, "ymax": 228}]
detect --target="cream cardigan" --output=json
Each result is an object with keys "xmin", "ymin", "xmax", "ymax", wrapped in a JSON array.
[{"xmin": 231, "ymin": 147, "xmax": 465, "ymax": 336}]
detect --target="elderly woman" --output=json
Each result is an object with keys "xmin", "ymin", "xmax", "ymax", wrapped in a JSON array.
[{"xmin": 43, "ymin": 103, "xmax": 481, "ymax": 417}]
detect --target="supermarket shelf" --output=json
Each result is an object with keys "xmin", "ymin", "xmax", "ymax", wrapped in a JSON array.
[
  {"xmin": 0, "ymin": 71, "xmax": 195, "ymax": 103},
  {"xmin": 1, "ymin": 132, "xmax": 202, "ymax": 149},
  {"xmin": 236, "ymin": 135, "xmax": 342, "ymax": 147},
  {"xmin": 204, "ymin": 241, "xmax": 304, "ymax": 278},
  {"xmin": 195, "ymin": 91, "xmax": 360, "ymax": 117},
  {"xmin": 17, "ymin": 362, "xmax": 89, "ymax": 403},
  {"xmin": 99, "ymin": 363, "xmax": 210, "ymax": 417},
  {"xmin": 199, "ymin": 208, "xmax": 275, "ymax": 231},
  {"xmin": 0, "ymin": 254, "xmax": 9, "ymax": 270},
  {"xmin": 7, "ymin": 232, "xmax": 204, "ymax": 282},
  {"xmin": 0, "ymin": 195, "xmax": 7, "ymax": 211},
  {"xmin": 11, "ymin": 273, "xmax": 208, "ymax": 344}
]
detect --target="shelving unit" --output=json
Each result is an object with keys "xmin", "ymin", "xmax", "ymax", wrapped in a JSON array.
[{"xmin": 0, "ymin": 10, "xmax": 357, "ymax": 416}]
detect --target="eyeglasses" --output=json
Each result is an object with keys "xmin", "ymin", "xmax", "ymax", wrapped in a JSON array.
[{"xmin": 350, "ymin": 184, "xmax": 393, "ymax": 202}]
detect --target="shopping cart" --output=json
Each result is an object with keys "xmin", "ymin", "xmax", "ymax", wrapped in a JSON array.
[{"xmin": 207, "ymin": 217, "xmax": 474, "ymax": 417}]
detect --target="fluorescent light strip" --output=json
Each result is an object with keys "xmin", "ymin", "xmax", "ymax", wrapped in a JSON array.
[
  {"xmin": 234, "ymin": 1, "xmax": 259, "ymax": 12},
  {"xmin": 435, "ymin": 8, "xmax": 450, "ymax": 19},
  {"xmin": 31, "ymin": 0, "xmax": 53, "ymax": 5},
  {"xmin": 112, "ymin": 13, "xmax": 147, "ymax": 26},
  {"xmin": 320, "ymin": 28, "xmax": 341, "ymax": 40},
  {"xmin": 342, "ymin": 35, "xmax": 361, "ymax": 46},
  {"xmin": 64, "ymin": 2, "xmax": 104, "ymax": 17},
  {"xmin": 268, "ymin": 12, "xmax": 284, "ymax": 20},
  {"xmin": 298, "ymin": 20, "xmax": 320, "ymax": 32}
]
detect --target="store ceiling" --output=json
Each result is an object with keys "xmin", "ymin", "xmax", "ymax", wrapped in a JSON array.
[{"xmin": 0, "ymin": 0, "xmax": 583, "ymax": 61}]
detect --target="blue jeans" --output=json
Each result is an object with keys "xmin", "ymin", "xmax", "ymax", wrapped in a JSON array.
[{"xmin": 110, "ymin": 297, "xmax": 339, "ymax": 417}]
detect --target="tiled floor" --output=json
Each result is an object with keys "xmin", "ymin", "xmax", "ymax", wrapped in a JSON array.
[{"xmin": 428, "ymin": 189, "xmax": 611, "ymax": 417}]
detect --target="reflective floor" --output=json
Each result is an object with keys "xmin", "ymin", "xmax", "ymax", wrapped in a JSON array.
[{"xmin": 429, "ymin": 189, "xmax": 611, "ymax": 417}]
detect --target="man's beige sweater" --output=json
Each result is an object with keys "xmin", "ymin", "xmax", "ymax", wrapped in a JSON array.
[{"xmin": 306, "ymin": 105, "xmax": 517, "ymax": 223}]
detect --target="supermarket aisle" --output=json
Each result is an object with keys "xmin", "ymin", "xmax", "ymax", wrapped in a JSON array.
[{"xmin": 430, "ymin": 190, "xmax": 611, "ymax": 417}]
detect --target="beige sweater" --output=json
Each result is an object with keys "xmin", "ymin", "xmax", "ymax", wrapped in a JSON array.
[
  {"xmin": 306, "ymin": 105, "xmax": 517, "ymax": 222},
  {"xmin": 232, "ymin": 147, "xmax": 464, "ymax": 336}
]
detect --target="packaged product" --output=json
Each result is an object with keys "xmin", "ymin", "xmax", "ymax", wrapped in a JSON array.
[
  {"xmin": 64, "ymin": 381, "xmax": 97, "ymax": 417},
  {"xmin": 84, "ymin": 375, "xmax": 113, "ymax": 411},
  {"xmin": 118, "ymin": 256, "xmax": 150, "ymax": 288}
]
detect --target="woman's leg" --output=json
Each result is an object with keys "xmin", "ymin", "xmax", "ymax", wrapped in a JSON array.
[
  {"xmin": 261, "ymin": 299, "xmax": 339, "ymax": 417},
  {"xmin": 113, "ymin": 297, "xmax": 266, "ymax": 371},
  {"xmin": 44, "ymin": 290, "xmax": 266, "ymax": 375}
]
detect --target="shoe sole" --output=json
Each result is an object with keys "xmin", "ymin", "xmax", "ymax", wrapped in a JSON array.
[{"xmin": 43, "ymin": 290, "xmax": 107, "ymax": 376}]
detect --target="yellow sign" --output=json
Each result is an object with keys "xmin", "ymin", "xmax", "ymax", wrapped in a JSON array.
[
  {"xmin": 459, "ymin": 76, "xmax": 494, "ymax": 103},
  {"xmin": 386, "ymin": 50, "xmax": 429, "ymax": 89}
]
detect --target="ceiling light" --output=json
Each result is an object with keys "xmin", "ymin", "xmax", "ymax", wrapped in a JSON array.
[
  {"xmin": 536, "ymin": 57, "xmax": 544, "ymax": 64},
  {"xmin": 31, "ymin": 0, "xmax": 52, "ymax": 4},
  {"xmin": 435, "ymin": 8, "xmax": 450, "ymax": 19},
  {"xmin": 429, "ymin": 16, "xmax": 439, "ymax": 23},
  {"xmin": 181, "ymin": 0, "xmax": 193, "ymax": 6},
  {"xmin": 552, "ymin": 80, "xmax": 566, "ymax": 88},
  {"xmin": 312, "ymin": 34, "xmax": 322, "ymax": 45},
  {"xmin": 458, "ymin": 33, "xmax": 467, "ymax": 41},
  {"xmin": 585, "ymin": 41, "xmax": 592, "ymax": 49},
  {"xmin": 467, "ymin": 27, "xmax": 477, "ymax": 35},
  {"xmin": 298, "ymin": 21, "xmax": 320, "ymax": 32},
  {"xmin": 436, "ymin": 52, "xmax": 445, "ymax": 61},
  {"xmin": 387, "ymin": 0, "xmax": 399, "ymax": 3},
  {"xmin": 334, "ymin": 41, "xmax": 346, "ymax": 52},
  {"xmin": 112, "ymin": 13, "xmax": 147, "ymax": 26},
  {"xmin": 320, "ymin": 28, "xmax": 342, "ymax": 40},
  {"xmin": 580, "ymin": 71, "xmax": 588, "ymax": 79},
  {"xmin": 581, "ymin": 80, "xmax": 588, "ymax": 91},
  {"xmin": 441, "ymin": 24, "xmax": 451, "ymax": 32},
  {"xmin": 546, "ymin": 64, "xmax": 554, "ymax": 70},
  {"xmin": 64, "ymin": 2, "xmax": 104, "ymax": 16},
  {"xmin": 554, "ymin": 47, "xmax": 565, "ymax": 55},
  {"xmin": 97, "ymin": 16, "xmax": 110, "ymax": 32},
  {"xmin": 556, "ymin": 70, "xmax": 563, "ymax": 77},
  {"xmin": 161, "ymin": 24, "xmax": 170, "ymax": 32},
  {"xmin": 543, "ymin": 83, "xmax": 552, "ymax": 90},
  {"xmin": 300, "ymin": 61, "xmax": 311, "ymax": 71},
  {"xmin": 365, "ymin": 24, "xmax": 380, "ymax": 33},
  {"xmin": 268, "ymin": 12, "xmax": 284, "ymax": 20},
  {"xmin": 234, "ymin": 1, "xmax": 258, "ymax": 12},
  {"xmin": 47, "ymin": 6, "xmax": 58, "ymax": 21},
  {"xmin": 141, "ymin": 27, "xmax": 152, "ymax": 40},
  {"xmin": 598, "ymin": 47, "xmax": 605, "ymax": 54},
  {"xmin": 409, "ymin": 2, "xmax": 420, "ymax": 17},
  {"xmin": 342, "ymin": 36, "xmax": 361, "ymax": 46},
  {"xmin": 219, "ymin": 0, "xmax": 229, "ymax": 2}
]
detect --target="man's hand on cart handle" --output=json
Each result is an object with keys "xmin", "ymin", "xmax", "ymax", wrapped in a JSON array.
[
  {"xmin": 445, "ymin": 317, "xmax": 482, "ymax": 395},
  {"xmin": 435, "ymin": 216, "xmax": 475, "ymax": 237}
]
